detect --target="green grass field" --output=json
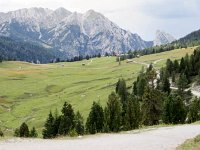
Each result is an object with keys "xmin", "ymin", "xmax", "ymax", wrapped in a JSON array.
[{"xmin": 0, "ymin": 47, "xmax": 196, "ymax": 136}]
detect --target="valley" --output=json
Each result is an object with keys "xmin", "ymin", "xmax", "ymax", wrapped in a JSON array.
[{"xmin": 0, "ymin": 46, "xmax": 196, "ymax": 136}]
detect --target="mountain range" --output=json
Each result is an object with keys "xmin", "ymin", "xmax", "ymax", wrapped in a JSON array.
[
  {"xmin": 1, "ymin": 7, "xmax": 197, "ymax": 63},
  {"xmin": 0, "ymin": 7, "xmax": 153, "ymax": 58}
]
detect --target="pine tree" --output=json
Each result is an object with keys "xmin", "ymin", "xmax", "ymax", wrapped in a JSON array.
[
  {"xmin": 178, "ymin": 73, "xmax": 188, "ymax": 93},
  {"xmin": 162, "ymin": 95, "xmax": 173, "ymax": 124},
  {"xmin": 86, "ymin": 102, "xmax": 104, "ymax": 134},
  {"xmin": 19, "ymin": 122, "xmax": 29, "ymax": 137},
  {"xmin": 123, "ymin": 95, "xmax": 140, "ymax": 130},
  {"xmin": 171, "ymin": 96, "xmax": 186, "ymax": 124},
  {"xmin": 179, "ymin": 57, "xmax": 185, "ymax": 73},
  {"xmin": 141, "ymin": 87, "xmax": 163, "ymax": 126},
  {"xmin": 58, "ymin": 102, "xmax": 75, "ymax": 135},
  {"xmin": 116, "ymin": 79, "xmax": 128, "ymax": 105},
  {"xmin": 53, "ymin": 109, "xmax": 61, "ymax": 137},
  {"xmin": 104, "ymin": 92, "xmax": 122, "ymax": 132},
  {"xmin": 162, "ymin": 76, "xmax": 171, "ymax": 94},
  {"xmin": 30, "ymin": 127, "xmax": 38, "ymax": 138},
  {"xmin": 187, "ymin": 97, "xmax": 200, "ymax": 123},
  {"xmin": 173, "ymin": 59, "xmax": 179, "ymax": 73},
  {"xmin": 43, "ymin": 111, "xmax": 55, "ymax": 139},
  {"xmin": 74, "ymin": 111, "xmax": 84, "ymax": 135}
]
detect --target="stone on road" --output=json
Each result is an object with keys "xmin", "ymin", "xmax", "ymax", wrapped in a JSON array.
[{"xmin": 1, "ymin": 125, "xmax": 200, "ymax": 150}]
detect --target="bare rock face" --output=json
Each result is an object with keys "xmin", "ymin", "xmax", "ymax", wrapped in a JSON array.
[
  {"xmin": 0, "ymin": 7, "xmax": 153, "ymax": 58},
  {"xmin": 154, "ymin": 30, "xmax": 176, "ymax": 46}
]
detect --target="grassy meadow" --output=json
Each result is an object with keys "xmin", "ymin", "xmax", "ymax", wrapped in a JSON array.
[{"xmin": 0, "ymin": 46, "xmax": 196, "ymax": 136}]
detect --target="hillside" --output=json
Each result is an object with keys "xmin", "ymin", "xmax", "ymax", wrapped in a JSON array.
[{"xmin": 0, "ymin": 46, "xmax": 196, "ymax": 136}]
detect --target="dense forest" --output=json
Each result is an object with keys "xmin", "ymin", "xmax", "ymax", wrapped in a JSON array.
[
  {"xmin": 12, "ymin": 46, "xmax": 200, "ymax": 138},
  {"xmin": 0, "ymin": 36, "xmax": 61, "ymax": 63}
]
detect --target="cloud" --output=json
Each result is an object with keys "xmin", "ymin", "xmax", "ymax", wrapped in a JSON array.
[{"xmin": 0, "ymin": 0, "xmax": 199, "ymax": 40}]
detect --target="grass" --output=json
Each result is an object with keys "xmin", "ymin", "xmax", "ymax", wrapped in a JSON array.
[
  {"xmin": 176, "ymin": 134, "xmax": 200, "ymax": 150},
  {"xmin": 0, "ymin": 46, "xmax": 197, "ymax": 136}
]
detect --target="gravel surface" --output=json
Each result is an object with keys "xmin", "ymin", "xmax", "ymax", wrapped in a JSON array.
[{"xmin": 1, "ymin": 125, "xmax": 200, "ymax": 150}]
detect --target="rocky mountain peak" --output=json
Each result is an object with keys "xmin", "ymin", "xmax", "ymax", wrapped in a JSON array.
[{"xmin": 154, "ymin": 30, "xmax": 176, "ymax": 46}]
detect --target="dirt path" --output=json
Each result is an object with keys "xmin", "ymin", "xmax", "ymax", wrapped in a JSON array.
[{"xmin": 1, "ymin": 125, "xmax": 200, "ymax": 150}]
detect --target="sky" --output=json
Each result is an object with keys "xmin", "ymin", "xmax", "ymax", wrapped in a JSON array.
[{"xmin": 0, "ymin": 0, "xmax": 200, "ymax": 41}]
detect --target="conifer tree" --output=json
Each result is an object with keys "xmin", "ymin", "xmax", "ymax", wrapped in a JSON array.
[
  {"xmin": 43, "ymin": 111, "xmax": 55, "ymax": 139},
  {"xmin": 74, "ymin": 111, "xmax": 84, "ymax": 135},
  {"xmin": 58, "ymin": 102, "xmax": 75, "ymax": 135},
  {"xmin": 123, "ymin": 95, "xmax": 140, "ymax": 130},
  {"xmin": 30, "ymin": 127, "xmax": 38, "ymax": 138},
  {"xmin": 19, "ymin": 122, "xmax": 29, "ymax": 137},
  {"xmin": 116, "ymin": 78, "xmax": 128, "ymax": 105},
  {"xmin": 162, "ymin": 76, "xmax": 171, "ymax": 94},
  {"xmin": 86, "ymin": 102, "xmax": 104, "ymax": 134},
  {"xmin": 187, "ymin": 97, "xmax": 200, "ymax": 123},
  {"xmin": 104, "ymin": 92, "xmax": 122, "ymax": 132},
  {"xmin": 141, "ymin": 87, "xmax": 163, "ymax": 126},
  {"xmin": 178, "ymin": 73, "xmax": 188, "ymax": 93}
]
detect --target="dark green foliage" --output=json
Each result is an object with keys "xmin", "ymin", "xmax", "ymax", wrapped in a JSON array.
[
  {"xmin": 123, "ymin": 95, "xmax": 140, "ymax": 130},
  {"xmin": 104, "ymin": 92, "xmax": 122, "ymax": 132},
  {"xmin": 19, "ymin": 122, "xmax": 29, "ymax": 137},
  {"xmin": 86, "ymin": 102, "xmax": 104, "ymax": 134},
  {"xmin": 0, "ymin": 36, "xmax": 59, "ymax": 63},
  {"xmin": 163, "ymin": 95, "xmax": 186, "ymax": 124},
  {"xmin": 116, "ymin": 78, "xmax": 128, "ymax": 105},
  {"xmin": 53, "ymin": 109, "xmax": 61, "ymax": 137},
  {"xmin": 0, "ymin": 129, "xmax": 3, "ymax": 137},
  {"xmin": 133, "ymin": 68, "xmax": 147, "ymax": 98},
  {"xmin": 173, "ymin": 60, "xmax": 179, "ymax": 73},
  {"xmin": 178, "ymin": 74, "xmax": 188, "ymax": 93},
  {"xmin": 166, "ymin": 59, "xmax": 174, "ymax": 75},
  {"xmin": 14, "ymin": 128, "xmax": 20, "ymax": 137},
  {"xmin": 162, "ymin": 76, "xmax": 171, "ymax": 94},
  {"xmin": 187, "ymin": 98, "xmax": 200, "ymax": 123},
  {"xmin": 141, "ymin": 87, "xmax": 163, "ymax": 126},
  {"xmin": 30, "ymin": 127, "xmax": 38, "ymax": 138},
  {"xmin": 43, "ymin": 111, "xmax": 55, "ymax": 139},
  {"xmin": 74, "ymin": 111, "xmax": 84, "ymax": 135},
  {"xmin": 58, "ymin": 102, "xmax": 75, "ymax": 135}
]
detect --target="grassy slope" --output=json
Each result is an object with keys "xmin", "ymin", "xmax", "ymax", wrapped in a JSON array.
[
  {"xmin": 176, "ymin": 134, "xmax": 200, "ymax": 150},
  {"xmin": 0, "ymin": 47, "xmax": 196, "ymax": 136}
]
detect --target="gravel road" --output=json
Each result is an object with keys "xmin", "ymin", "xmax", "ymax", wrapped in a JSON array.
[{"xmin": 1, "ymin": 125, "xmax": 200, "ymax": 150}]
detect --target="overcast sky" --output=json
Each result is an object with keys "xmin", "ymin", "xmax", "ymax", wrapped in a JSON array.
[{"xmin": 0, "ymin": 0, "xmax": 200, "ymax": 40}]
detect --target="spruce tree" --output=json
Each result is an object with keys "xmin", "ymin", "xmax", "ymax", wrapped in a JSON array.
[
  {"xmin": 74, "ymin": 111, "xmax": 84, "ymax": 135},
  {"xmin": 104, "ymin": 92, "xmax": 122, "ymax": 132},
  {"xmin": 43, "ymin": 111, "xmax": 55, "ymax": 139},
  {"xmin": 123, "ymin": 95, "xmax": 140, "ymax": 130},
  {"xmin": 178, "ymin": 73, "xmax": 188, "ymax": 93},
  {"xmin": 86, "ymin": 102, "xmax": 104, "ymax": 134},
  {"xmin": 19, "ymin": 122, "xmax": 29, "ymax": 137},
  {"xmin": 141, "ymin": 87, "xmax": 163, "ymax": 126},
  {"xmin": 30, "ymin": 127, "xmax": 38, "ymax": 138},
  {"xmin": 162, "ymin": 76, "xmax": 171, "ymax": 94},
  {"xmin": 187, "ymin": 97, "xmax": 200, "ymax": 123},
  {"xmin": 116, "ymin": 79, "xmax": 128, "ymax": 105},
  {"xmin": 58, "ymin": 102, "xmax": 75, "ymax": 135}
]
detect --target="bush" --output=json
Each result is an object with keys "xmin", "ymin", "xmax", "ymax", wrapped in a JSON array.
[
  {"xmin": 0, "ymin": 129, "xmax": 4, "ymax": 137},
  {"xmin": 14, "ymin": 128, "xmax": 20, "ymax": 137},
  {"xmin": 30, "ymin": 127, "xmax": 38, "ymax": 138},
  {"xmin": 69, "ymin": 128, "xmax": 78, "ymax": 137}
]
